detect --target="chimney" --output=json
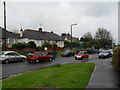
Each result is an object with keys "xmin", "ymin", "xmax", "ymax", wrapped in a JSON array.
[
  {"xmin": 51, "ymin": 31, "xmax": 53, "ymax": 33},
  {"xmin": 20, "ymin": 28, "xmax": 23, "ymax": 37},
  {"xmin": 38, "ymin": 28, "xmax": 42, "ymax": 32}
]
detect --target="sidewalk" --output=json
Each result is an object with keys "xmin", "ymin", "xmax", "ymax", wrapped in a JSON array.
[{"xmin": 87, "ymin": 57, "xmax": 119, "ymax": 88}]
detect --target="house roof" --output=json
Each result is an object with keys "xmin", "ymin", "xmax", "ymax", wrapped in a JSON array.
[
  {"xmin": 61, "ymin": 33, "xmax": 79, "ymax": 41},
  {"xmin": 20, "ymin": 29, "xmax": 63, "ymax": 41},
  {"xmin": 0, "ymin": 26, "xmax": 19, "ymax": 39}
]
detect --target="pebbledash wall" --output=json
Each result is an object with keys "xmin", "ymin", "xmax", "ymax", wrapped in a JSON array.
[{"xmin": 118, "ymin": 1, "xmax": 120, "ymax": 45}]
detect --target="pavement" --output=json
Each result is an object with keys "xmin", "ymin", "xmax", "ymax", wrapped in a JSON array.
[{"xmin": 87, "ymin": 55, "xmax": 119, "ymax": 88}]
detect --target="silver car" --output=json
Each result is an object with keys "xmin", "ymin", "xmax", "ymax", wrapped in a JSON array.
[{"xmin": 0, "ymin": 51, "xmax": 26, "ymax": 64}]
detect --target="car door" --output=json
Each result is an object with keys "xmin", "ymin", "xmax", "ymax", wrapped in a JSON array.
[
  {"xmin": 41, "ymin": 52, "xmax": 48, "ymax": 61},
  {"xmin": 14, "ymin": 52, "xmax": 21, "ymax": 61},
  {"xmin": 5, "ymin": 52, "xmax": 16, "ymax": 61},
  {"xmin": 84, "ymin": 52, "xmax": 88, "ymax": 58},
  {"xmin": 37, "ymin": 52, "xmax": 44, "ymax": 61}
]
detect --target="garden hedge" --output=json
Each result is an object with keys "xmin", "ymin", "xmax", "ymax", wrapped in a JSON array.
[{"xmin": 112, "ymin": 46, "xmax": 120, "ymax": 71}]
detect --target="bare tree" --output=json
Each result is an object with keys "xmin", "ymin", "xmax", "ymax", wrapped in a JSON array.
[
  {"xmin": 81, "ymin": 32, "xmax": 93, "ymax": 42},
  {"xmin": 95, "ymin": 28, "xmax": 113, "ymax": 49}
]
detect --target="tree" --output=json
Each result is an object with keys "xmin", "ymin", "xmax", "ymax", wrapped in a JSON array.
[
  {"xmin": 95, "ymin": 28, "xmax": 113, "ymax": 49},
  {"xmin": 28, "ymin": 41, "xmax": 36, "ymax": 48},
  {"xmin": 81, "ymin": 32, "xmax": 93, "ymax": 42}
]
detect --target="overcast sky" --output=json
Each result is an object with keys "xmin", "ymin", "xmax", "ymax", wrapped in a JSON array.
[{"xmin": 0, "ymin": 0, "xmax": 119, "ymax": 43}]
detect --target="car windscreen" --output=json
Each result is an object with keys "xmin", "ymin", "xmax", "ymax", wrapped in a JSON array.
[
  {"xmin": 78, "ymin": 52, "xmax": 84, "ymax": 54},
  {"xmin": 28, "ymin": 53, "xmax": 34, "ymax": 56},
  {"xmin": 101, "ymin": 51, "xmax": 109, "ymax": 53}
]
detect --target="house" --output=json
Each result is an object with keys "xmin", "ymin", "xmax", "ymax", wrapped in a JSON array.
[
  {"xmin": 0, "ymin": 26, "xmax": 19, "ymax": 48},
  {"xmin": 61, "ymin": 33, "xmax": 79, "ymax": 42},
  {"xmin": 18, "ymin": 28, "xmax": 64, "ymax": 47}
]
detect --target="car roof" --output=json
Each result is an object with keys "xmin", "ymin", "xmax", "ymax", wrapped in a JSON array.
[{"xmin": 2, "ymin": 51, "xmax": 16, "ymax": 54}]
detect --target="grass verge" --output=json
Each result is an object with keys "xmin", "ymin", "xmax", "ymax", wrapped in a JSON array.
[{"xmin": 2, "ymin": 63, "xmax": 95, "ymax": 88}]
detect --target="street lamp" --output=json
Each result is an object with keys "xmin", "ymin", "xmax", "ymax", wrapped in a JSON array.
[{"xmin": 71, "ymin": 24, "xmax": 77, "ymax": 50}]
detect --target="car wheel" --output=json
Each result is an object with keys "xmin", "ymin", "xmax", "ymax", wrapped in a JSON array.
[
  {"xmin": 21, "ymin": 58, "xmax": 25, "ymax": 62},
  {"xmin": 27, "ymin": 61, "xmax": 32, "ymax": 63},
  {"xmin": 36, "ymin": 59, "xmax": 39, "ymax": 63},
  {"xmin": 87, "ymin": 57, "xmax": 89, "ymax": 59},
  {"xmin": 75, "ymin": 57, "xmax": 78, "ymax": 60},
  {"xmin": 81, "ymin": 57, "xmax": 83, "ymax": 60},
  {"xmin": 4, "ymin": 59, "xmax": 9, "ymax": 64},
  {"xmin": 49, "ymin": 58, "xmax": 53, "ymax": 62}
]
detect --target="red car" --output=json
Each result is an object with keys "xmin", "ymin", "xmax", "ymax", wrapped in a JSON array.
[
  {"xmin": 74, "ymin": 51, "xmax": 89, "ymax": 60},
  {"xmin": 27, "ymin": 52, "xmax": 53, "ymax": 63}
]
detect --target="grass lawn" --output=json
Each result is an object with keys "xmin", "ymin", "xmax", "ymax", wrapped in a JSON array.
[{"xmin": 2, "ymin": 63, "xmax": 95, "ymax": 88}]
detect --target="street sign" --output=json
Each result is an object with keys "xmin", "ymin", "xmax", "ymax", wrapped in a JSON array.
[{"xmin": 80, "ymin": 42, "xmax": 83, "ymax": 46}]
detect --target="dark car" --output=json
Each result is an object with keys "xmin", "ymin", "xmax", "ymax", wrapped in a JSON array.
[
  {"xmin": 47, "ymin": 52, "xmax": 57, "ymax": 59},
  {"xmin": 98, "ymin": 50, "xmax": 112, "ymax": 59},
  {"xmin": 61, "ymin": 50, "xmax": 75, "ymax": 57},
  {"xmin": 27, "ymin": 52, "xmax": 53, "ymax": 63}
]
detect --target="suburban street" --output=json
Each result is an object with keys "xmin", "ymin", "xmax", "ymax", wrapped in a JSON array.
[
  {"xmin": 1, "ymin": 54, "xmax": 119, "ymax": 88},
  {"xmin": 2, "ymin": 54, "xmax": 97, "ymax": 79}
]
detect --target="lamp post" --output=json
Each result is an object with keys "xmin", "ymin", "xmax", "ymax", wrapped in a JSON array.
[{"xmin": 71, "ymin": 24, "xmax": 77, "ymax": 50}]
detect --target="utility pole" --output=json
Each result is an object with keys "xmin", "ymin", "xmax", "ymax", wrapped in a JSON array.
[{"xmin": 4, "ymin": 1, "xmax": 7, "ymax": 51}]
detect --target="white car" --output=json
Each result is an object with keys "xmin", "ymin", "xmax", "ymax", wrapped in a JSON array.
[
  {"xmin": 98, "ymin": 50, "xmax": 112, "ymax": 59},
  {"xmin": 0, "ymin": 51, "xmax": 26, "ymax": 64}
]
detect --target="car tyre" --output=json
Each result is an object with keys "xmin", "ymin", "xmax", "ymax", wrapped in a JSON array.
[
  {"xmin": 99, "ymin": 56, "xmax": 101, "ymax": 59},
  {"xmin": 27, "ymin": 61, "xmax": 32, "ymax": 63},
  {"xmin": 75, "ymin": 57, "xmax": 78, "ymax": 60},
  {"xmin": 49, "ymin": 58, "xmax": 53, "ymax": 62},
  {"xmin": 21, "ymin": 58, "xmax": 25, "ymax": 62},
  {"xmin": 87, "ymin": 57, "xmax": 89, "ymax": 59},
  {"xmin": 36, "ymin": 59, "xmax": 39, "ymax": 63},
  {"xmin": 4, "ymin": 59, "xmax": 9, "ymax": 64}
]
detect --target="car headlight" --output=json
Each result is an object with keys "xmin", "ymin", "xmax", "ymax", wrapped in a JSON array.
[{"xmin": 75, "ymin": 55, "xmax": 82, "ymax": 58}]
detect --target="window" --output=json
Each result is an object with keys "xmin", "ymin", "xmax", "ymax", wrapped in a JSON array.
[
  {"xmin": 41, "ymin": 52, "xmax": 46, "ymax": 56},
  {"xmin": 37, "ymin": 53, "xmax": 42, "ymax": 56},
  {"xmin": 5, "ymin": 52, "xmax": 15, "ymax": 56},
  {"xmin": 14, "ymin": 53, "xmax": 20, "ymax": 56}
]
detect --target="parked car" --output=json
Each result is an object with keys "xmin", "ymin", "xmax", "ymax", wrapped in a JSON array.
[
  {"xmin": 47, "ymin": 52, "xmax": 57, "ymax": 59},
  {"xmin": 108, "ymin": 49, "xmax": 113, "ymax": 55},
  {"xmin": 61, "ymin": 50, "xmax": 75, "ymax": 57},
  {"xmin": 27, "ymin": 52, "xmax": 53, "ymax": 63},
  {"xmin": 74, "ymin": 51, "xmax": 89, "ymax": 60},
  {"xmin": 0, "ymin": 51, "xmax": 26, "ymax": 64},
  {"xmin": 98, "ymin": 50, "xmax": 112, "ymax": 59}
]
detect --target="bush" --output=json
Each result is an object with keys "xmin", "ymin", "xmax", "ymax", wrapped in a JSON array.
[
  {"xmin": 28, "ymin": 41, "xmax": 36, "ymax": 48},
  {"xmin": 112, "ymin": 46, "xmax": 120, "ymax": 71},
  {"xmin": 42, "ymin": 42, "xmax": 52, "ymax": 48},
  {"xmin": 51, "ymin": 43, "xmax": 58, "ymax": 48},
  {"xmin": 12, "ymin": 41, "xmax": 36, "ymax": 49},
  {"xmin": 12, "ymin": 43, "xmax": 26, "ymax": 49}
]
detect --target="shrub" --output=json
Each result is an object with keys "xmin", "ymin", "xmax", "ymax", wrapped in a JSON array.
[
  {"xmin": 112, "ymin": 46, "xmax": 120, "ymax": 71},
  {"xmin": 28, "ymin": 41, "xmax": 36, "ymax": 48},
  {"xmin": 42, "ymin": 42, "xmax": 52, "ymax": 48},
  {"xmin": 51, "ymin": 43, "xmax": 58, "ymax": 48},
  {"xmin": 12, "ymin": 43, "xmax": 26, "ymax": 49}
]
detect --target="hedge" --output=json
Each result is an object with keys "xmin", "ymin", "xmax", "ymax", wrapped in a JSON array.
[{"xmin": 112, "ymin": 46, "xmax": 120, "ymax": 71}]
